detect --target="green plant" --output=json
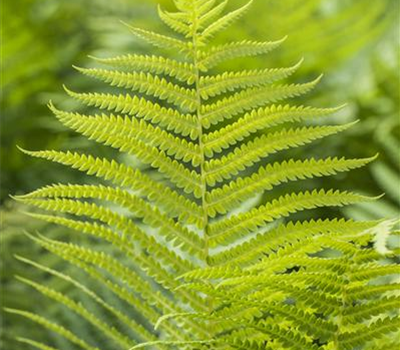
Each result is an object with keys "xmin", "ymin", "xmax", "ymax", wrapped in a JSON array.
[
  {"xmin": 8, "ymin": 0, "xmax": 399, "ymax": 349},
  {"xmin": 1, "ymin": 0, "xmax": 94, "ymax": 203},
  {"xmin": 342, "ymin": 41, "xmax": 400, "ymax": 221},
  {"xmin": 218, "ymin": 0, "xmax": 397, "ymax": 73},
  {"xmin": 177, "ymin": 219, "xmax": 400, "ymax": 349},
  {"xmin": 345, "ymin": 115, "xmax": 400, "ymax": 221}
]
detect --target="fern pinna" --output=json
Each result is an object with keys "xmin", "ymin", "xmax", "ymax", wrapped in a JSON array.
[{"xmin": 10, "ymin": 0, "xmax": 399, "ymax": 349}]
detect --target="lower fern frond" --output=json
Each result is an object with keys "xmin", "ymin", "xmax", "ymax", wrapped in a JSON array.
[
  {"xmin": 5, "ymin": 309, "xmax": 100, "ymax": 350},
  {"xmin": 209, "ymin": 189, "xmax": 376, "ymax": 247}
]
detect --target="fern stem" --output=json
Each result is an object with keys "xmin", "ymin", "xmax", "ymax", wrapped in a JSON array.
[
  {"xmin": 190, "ymin": 4, "xmax": 216, "ymax": 343},
  {"xmin": 190, "ymin": 6, "xmax": 210, "ymax": 264},
  {"xmin": 333, "ymin": 262, "xmax": 350, "ymax": 350}
]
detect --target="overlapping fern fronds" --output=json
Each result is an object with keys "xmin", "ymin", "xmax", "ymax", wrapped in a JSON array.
[
  {"xmin": 10, "ymin": 0, "xmax": 399, "ymax": 349},
  {"xmin": 177, "ymin": 219, "xmax": 400, "ymax": 349},
  {"xmin": 231, "ymin": 0, "xmax": 397, "ymax": 73}
]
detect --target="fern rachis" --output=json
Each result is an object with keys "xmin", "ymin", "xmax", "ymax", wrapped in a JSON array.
[{"xmin": 10, "ymin": 0, "xmax": 399, "ymax": 349}]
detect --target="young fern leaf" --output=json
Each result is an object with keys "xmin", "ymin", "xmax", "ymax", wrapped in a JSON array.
[
  {"xmin": 123, "ymin": 23, "xmax": 190, "ymax": 55},
  {"xmin": 158, "ymin": 6, "xmax": 192, "ymax": 37},
  {"xmin": 199, "ymin": 37, "xmax": 287, "ymax": 69},
  {"xmin": 198, "ymin": 0, "xmax": 253, "ymax": 43},
  {"xmin": 13, "ymin": 0, "xmax": 398, "ymax": 349},
  {"xmin": 198, "ymin": 0, "xmax": 228, "ymax": 29}
]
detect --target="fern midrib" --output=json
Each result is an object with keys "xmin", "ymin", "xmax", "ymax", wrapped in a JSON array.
[
  {"xmin": 333, "ymin": 265, "xmax": 350, "ymax": 350},
  {"xmin": 191, "ymin": 8, "xmax": 210, "ymax": 263},
  {"xmin": 190, "ymin": 5, "xmax": 217, "ymax": 341}
]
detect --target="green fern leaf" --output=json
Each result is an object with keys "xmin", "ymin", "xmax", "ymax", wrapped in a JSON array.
[
  {"xmin": 123, "ymin": 24, "xmax": 190, "ymax": 54},
  {"xmin": 200, "ymin": 37, "xmax": 287, "ymax": 69},
  {"xmin": 89, "ymin": 54, "xmax": 197, "ymax": 84},
  {"xmin": 13, "ymin": 1, "xmax": 398, "ymax": 349},
  {"xmin": 64, "ymin": 87, "xmax": 200, "ymax": 139},
  {"xmin": 203, "ymin": 104, "xmax": 344, "ymax": 155},
  {"xmin": 4, "ymin": 308, "xmax": 99, "ymax": 350},
  {"xmin": 158, "ymin": 6, "xmax": 192, "ymax": 37},
  {"xmin": 198, "ymin": 0, "xmax": 228, "ymax": 29},
  {"xmin": 16, "ymin": 338, "xmax": 60, "ymax": 350},
  {"xmin": 206, "ymin": 156, "xmax": 377, "ymax": 216},
  {"xmin": 198, "ymin": 58, "xmax": 303, "ymax": 99},
  {"xmin": 200, "ymin": 75, "xmax": 322, "ymax": 127},
  {"xmin": 50, "ymin": 105, "xmax": 202, "ymax": 165},
  {"xmin": 204, "ymin": 123, "xmax": 356, "ymax": 184},
  {"xmin": 199, "ymin": 0, "xmax": 253, "ymax": 43},
  {"xmin": 74, "ymin": 67, "xmax": 197, "ymax": 111}
]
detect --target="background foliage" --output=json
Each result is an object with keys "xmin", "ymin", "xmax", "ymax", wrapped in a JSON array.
[{"xmin": 1, "ymin": 0, "xmax": 399, "ymax": 348}]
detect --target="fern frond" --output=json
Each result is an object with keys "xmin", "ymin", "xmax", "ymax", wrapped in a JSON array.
[
  {"xmin": 130, "ymin": 339, "xmax": 213, "ymax": 350},
  {"xmin": 16, "ymin": 338, "xmax": 59, "ymax": 350},
  {"xmin": 4, "ymin": 309, "xmax": 99, "ymax": 350},
  {"xmin": 366, "ymin": 340, "xmax": 400, "ymax": 350},
  {"xmin": 14, "ymin": 1, "xmax": 396, "ymax": 349},
  {"xmin": 339, "ymin": 317, "xmax": 400, "ymax": 349},
  {"xmin": 18, "ymin": 148, "xmax": 203, "ymax": 226},
  {"xmin": 123, "ymin": 24, "xmax": 190, "ymax": 54},
  {"xmin": 50, "ymin": 105, "xmax": 202, "ymax": 166},
  {"xmin": 23, "ymin": 210, "xmax": 193, "ymax": 276},
  {"xmin": 158, "ymin": 6, "xmax": 191, "ymax": 37},
  {"xmin": 74, "ymin": 67, "xmax": 197, "ymax": 111},
  {"xmin": 200, "ymin": 75, "xmax": 322, "ymax": 127},
  {"xmin": 206, "ymin": 156, "xmax": 376, "ymax": 216},
  {"xmin": 17, "ymin": 276, "xmax": 134, "ymax": 349},
  {"xmin": 179, "ymin": 223, "xmax": 398, "ymax": 348},
  {"xmin": 17, "ymin": 184, "xmax": 203, "ymax": 255},
  {"xmin": 342, "ymin": 296, "xmax": 400, "ymax": 325},
  {"xmin": 26, "ymin": 146, "xmax": 202, "ymax": 200},
  {"xmin": 349, "ymin": 263, "xmax": 400, "ymax": 281},
  {"xmin": 198, "ymin": 59, "xmax": 303, "ymax": 99},
  {"xmin": 173, "ymin": 0, "xmax": 196, "ymax": 13},
  {"xmin": 199, "ymin": 1, "xmax": 253, "ymax": 43},
  {"xmin": 246, "ymin": 320, "xmax": 315, "ymax": 350},
  {"xmin": 203, "ymin": 104, "xmax": 344, "ymax": 156},
  {"xmin": 16, "ymin": 256, "xmax": 158, "ymax": 343},
  {"xmin": 208, "ymin": 219, "xmax": 379, "ymax": 266},
  {"xmin": 32, "ymin": 235, "xmax": 205, "ymax": 321},
  {"xmin": 198, "ymin": 0, "xmax": 228, "ymax": 29},
  {"xmin": 200, "ymin": 37, "xmax": 287, "ymax": 69},
  {"xmin": 64, "ymin": 88, "xmax": 199, "ymax": 139},
  {"xmin": 204, "ymin": 123, "xmax": 355, "ymax": 185},
  {"xmin": 209, "ymin": 189, "xmax": 375, "ymax": 247},
  {"xmin": 29, "ymin": 235, "xmax": 168, "ymax": 329},
  {"xmin": 37, "ymin": 249, "xmax": 190, "ymax": 345},
  {"xmin": 347, "ymin": 283, "xmax": 400, "ymax": 301},
  {"xmin": 89, "ymin": 54, "xmax": 197, "ymax": 84}
]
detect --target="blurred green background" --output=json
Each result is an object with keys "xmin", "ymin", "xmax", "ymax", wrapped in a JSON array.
[{"xmin": 1, "ymin": 0, "xmax": 399, "ymax": 348}]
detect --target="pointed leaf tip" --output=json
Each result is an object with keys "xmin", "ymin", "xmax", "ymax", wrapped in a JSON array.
[
  {"xmin": 62, "ymin": 85, "xmax": 75, "ymax": 96},
  {"xmin": 370, "ymin": 153, "xmax": 380, "ymax": 161},
  {"xmin": 72, "ymin": 65, "xmax": 82, "ymax": 71},
  {"xmin": 16, "ymin": 145, "xmax": 30, "ymax": 154},
  {"xmin": 280, "ymin": 35, "xmax": 289, "ymax": 42},
  {"xmin": 315, "ymin": 73, "xmax": 324, "ymax": 83},
  {"xmin": 120, "ymin": 20, "xmax": 130, "ymax": 28},
  {"xmin": 9, "ymin": 194, "xmax": 19, "ymax": 201},
  {"xmin": 14, "ymin": 254, "xmax": 26, "ymax": 262}
]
